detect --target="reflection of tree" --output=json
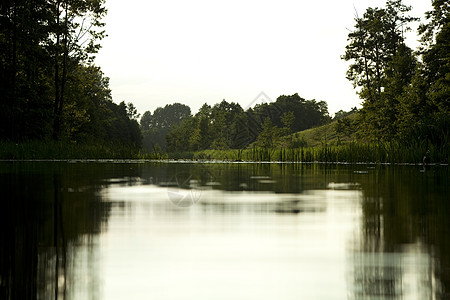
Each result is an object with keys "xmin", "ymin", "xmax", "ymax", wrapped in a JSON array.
[
  {"xmin": 145, "ymin": 162, "xmax": 357, "ymax": 193},
  {"xmin": 350, "ymin": 166, "xmax": 449, "ymax": 299},
  {"xmin": 350, "ymin": 253, "xmax": 403, "ymax": 299},
  {"xmin": 3, "ymin": 162, "xmax": 447, "ymax": 299},
  {"xmin": 0, "ymin": 162, "xmax": 127, "ymax": 299}
]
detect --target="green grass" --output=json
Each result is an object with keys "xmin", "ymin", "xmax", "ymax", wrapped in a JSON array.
[
  {"xmin": 170, "ymin": 113, "xmax": 449, "ymax": 164},
  {"xmin": 185, "ymin": 142, "xmax": 448, "ymax": 164},
  {"xmin": 8, "ymin": 112, "xmax": 446, "ymax": 164},
  {"xmin": 289, "ymin": 114, "xmax": 358, "ymax": 147},
  {"xmin": 0, "ymin": 140, "xmax": 156, "ymax": 160}
]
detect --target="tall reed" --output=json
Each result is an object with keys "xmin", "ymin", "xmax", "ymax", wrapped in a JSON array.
[
  {"xmin": 0, "ymin": 141, "xmax": 144, "ymax": 160},
  {"xmin": 184, "ymin": 140, "xmax": 448, "ymax": 164}
]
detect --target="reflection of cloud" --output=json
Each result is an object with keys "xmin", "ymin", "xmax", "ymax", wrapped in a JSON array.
[{"xmin": 100, "ymin": 184, "xmax": 362, "ymax": 299}]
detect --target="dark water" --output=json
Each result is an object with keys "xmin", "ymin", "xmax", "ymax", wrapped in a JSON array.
[{"xmin": 0, "ymin": 161, "xmax": 448, "ymax": 299}]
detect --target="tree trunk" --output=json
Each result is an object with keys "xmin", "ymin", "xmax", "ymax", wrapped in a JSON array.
[
  {"xmin": 59, "ymin": 1, "xmax": 69, "ymax": 127},
  {"xmin": 11, "ymin": 2, "xmax": 18, "ymax": 139},
  {"xmin": 375, "ymin": 43, "xmax": 382, "ymax": 97},
  {"xmin": 53, "ymin": 0, "xmax": 69, "ymax": 140},
  {"xmin": 53, "ymin": 1, "xmax": 61, "ymax": 140},
  {"xmin": 359, "ymin": 22, "xmax": 374, "ymax": 103}
]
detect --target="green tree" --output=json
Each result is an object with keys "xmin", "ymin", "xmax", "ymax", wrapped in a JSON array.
[
  {"xmin": 50, "ymin": 0, "xmax": 107, "ymax": 140},
  {"xmin": 382, "ymin": 44, "xmax": 417, "ymax": 137},
  {"xmin": 250, "ymin": 94, "xmax": 329, "ymax": 137},
  {"xmin": 0, "ymin": 0, "xmax": 146, "ymax": 152},
  {"xmin": 189, "ymin": 117, "xmax": 212, "ymax": 151},
  {"xmin": 394, "ymin": 0, "xmax": 450, "ymax": 135},
  {"xmin": 140, "ymin": 111, "xmax": 153, "ymax": 130},
  {"xmin": 166, "ymin": 117, "xmax": 195, "ymax": 153},
  {"xmin": 335, "ymin": 117, "xmax": 355, "ymax": 138},
  {"xmin": 0, "ymin": 0, "xmax": 107, "ymax": 141},
  {"xmin": 103, "ymin": 101, "xmax": 142, "ymax": 147},
  {"xmin": 209, "ymin": 100, "xmax": 244, "ymax": 149},
  {"xmin": 281, "ymin": 111, "xmax": 295, "ymax": 134},
  {"xmin": 126, "ymin": 102, "xmax": 140, "ymax": 120},
  {"xmin": 255, "ymin": 118, "xmax": 284, "ymax": 148},
  {"xmin": 418, "ymin": 0, "xmax": 450, "ymax": 47},
  {"xmin": 419, "ymin": 1, "xmax": 450, "ymax": 114},
  {"xmin": 0, "ymin": 0, "xmax": 54, "ymax": 140},
  {"xmin": 141, "ymin": 103, "xmax": 191, "ymax": 151},
  {"xmin": 334, "ymin": 108, "xmax": 357, "ymax": 120},
  {"xmin": 342, "ymin": 0, "xmax": 418, "ymax": 139},
  {"xmin": 145, "ymin": 103, "xmax": 191, "ymax": 129},
  {"xmin": 165, "ymin": 94, "xmax": 329, "ymax": 152},
  {"xmin": 230, "ymin": 111, "xmax": 250, "ymax": 149},
  {"xmin": 61, "ymin": 65, "xmax": 110, "ymax": 142}
]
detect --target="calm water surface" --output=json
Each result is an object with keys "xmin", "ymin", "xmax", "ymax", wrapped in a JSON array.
[{"xmin": 0, "ymin": 162, "xmax": 449, "ymax": 299}]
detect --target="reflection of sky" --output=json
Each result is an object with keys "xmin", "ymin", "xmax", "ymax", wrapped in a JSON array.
[
  {"xmin": 4, "ymin": 163, "xmax": 445, "ymax": 299},
  {"xmin": 97, "ymin": 184, "xmax": 361, "ymax": 299},
  {"xmin": 56, "ymin": 174, "xmax": 442, "ymax": 299}
]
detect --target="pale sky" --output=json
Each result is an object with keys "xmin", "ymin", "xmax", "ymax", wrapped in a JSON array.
[{"xmin": 96, "ymin": 0, "xmax": 432, "ymax": 117}]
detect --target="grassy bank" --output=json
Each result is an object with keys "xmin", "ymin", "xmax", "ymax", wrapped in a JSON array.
[
  {"xmin": 3, "ymin": 137, "xmax": 447, "ymax": 164},
  {"xmin": 188, "ymin": 141, "xmax": 448, "ymax": 164},
  {"xmin": 0, "ymin": 141, "xmax": 166, "ymax": 160},
  {"xmin": 3, "ymin": 140, "xmax": 446, "ymax": 164}
]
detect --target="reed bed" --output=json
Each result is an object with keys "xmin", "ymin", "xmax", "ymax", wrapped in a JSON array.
[
  {"xmin": 3, "ymin": 131, "xmax": 447, "ymax": 164},
  {"xmin": 0, "ymin": 141, "xmax": 145, "ymax": 160},
  {"xmin": 189, "ymin": 141, "xmax": 448, "ymax": 164},
  {"xmin": 4, "ymin": 140, "xmax": 445, "ymax": 164}
]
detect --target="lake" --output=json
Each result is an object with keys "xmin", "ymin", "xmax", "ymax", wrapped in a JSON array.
[{"xmin": 0, "ymin": 161, "xmax": 449, "ymax": 299}]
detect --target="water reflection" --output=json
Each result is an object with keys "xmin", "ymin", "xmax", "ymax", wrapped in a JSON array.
[
  {"xmin": 350, "ymin": 166, "xmax": 449, "ymax": 299},
  {"xmin": 0, "ymin": 162, "xmax": 448, "ymax": 299},
  {"xmin": 349, "ymin": 249, "xmax": 438, "ymax": 299},
  {"xmin": 0, "ymin": 162, "xmax": 129, "ymax": 299}
]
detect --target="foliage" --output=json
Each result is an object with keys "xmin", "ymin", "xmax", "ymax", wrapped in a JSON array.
[
  {"xmin": 165, "ymin": 95, "xmax": 330, "ymax": 153},
  {"xmin": 334, "ymin": 107, "xmax": 358, "ymax": 120},
  {"xmin": 335, "ymin": 117, "xmax": 355, "ymax": 139},
  {"xmin": 341, "ymin": 0, "xmax": 449, "ymax": 148},
  {"xmin": 186, "ymin": 109, "xmax": 448, "ymax": 164},
  {"xmin": 0, "ymin": 141, "xmax": 143, "ymax": 160},
  {"xmin": 141, "ymin": 103, "xmax": 191, "ymax": 130},
  {"xmin": 164, "ymin": 0, "xmax": 448, "ymax": 162},
  {"xmin": 343, "ymin": 1, "xmax": 412, "ymax": 138},
  {"xmin": 188, "ymin": 138, "xmax": 448, "ymax": 164},
  {"xmin": 3, "ymin": 0, "xmax": 448, "ymax": 162},
  {"xmin": 0, "ymin": 0, "xmax": 141, "ymax": 150},
  {"xmin": 140, "ymin": 103, "xmax": 191, "ymax": 152},
  {"xmin": 255, "ymin": 118, "xmax": 281, "ymax": 148},
  {"xmin": 341, "ymin": 0, "xmax": 418, "ymax": 139}
]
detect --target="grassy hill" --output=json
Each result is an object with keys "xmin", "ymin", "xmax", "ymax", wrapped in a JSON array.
[
  {"xmin": 189, "ymin": 111, "xmax": 448, "ymax": 164},
  {"xmin": 289, "ymin": 113, "xmax": 358, "ymax": 147}
]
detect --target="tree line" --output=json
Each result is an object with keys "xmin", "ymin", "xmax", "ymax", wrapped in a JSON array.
[
  {"xmin": 2, "ymin": 0, "xmax": 448, "ymax": 159},
  {"xmin": 0, "ymin": 0, "xmax": 141, "ymax": 146},
  {"xmin": 140, "ymin": 94, "xmax": 330, "ymax": 153}
]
